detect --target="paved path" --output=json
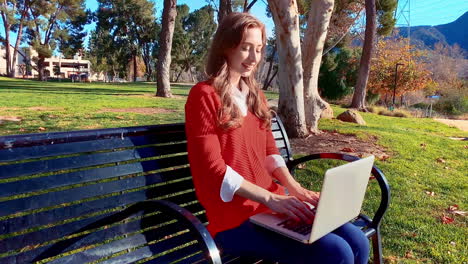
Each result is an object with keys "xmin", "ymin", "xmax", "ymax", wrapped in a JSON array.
[{"xmin": 434, "ymin": 118, "xmax": 468, "ymax": 132}]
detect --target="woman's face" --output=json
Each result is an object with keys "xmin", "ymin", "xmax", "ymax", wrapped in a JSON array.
[{"xmin": 226, "ymin": 27, "xmax": 263, "ymax": 83}]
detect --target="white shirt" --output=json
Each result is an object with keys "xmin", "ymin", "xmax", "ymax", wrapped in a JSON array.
[{"xmin": 220, "ymin": 86, "xmax": 287, "ymax": 202}]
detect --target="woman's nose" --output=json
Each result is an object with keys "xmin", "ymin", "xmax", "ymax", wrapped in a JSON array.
[{"xmin": 248, "ymin": 49, "xmax": 259, "ymax": 63}]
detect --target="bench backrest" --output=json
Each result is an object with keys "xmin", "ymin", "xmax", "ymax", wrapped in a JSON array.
[{"xmin": 0, "ymin": 118, "xmax": 289, "ymax": 263}]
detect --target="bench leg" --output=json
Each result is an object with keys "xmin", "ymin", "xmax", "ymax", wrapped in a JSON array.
[{"xmin": 371, "ymin": 228, "xmax": 383, "ymax": 264}]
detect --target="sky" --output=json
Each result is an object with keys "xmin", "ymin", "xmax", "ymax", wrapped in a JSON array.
[
  {"xmin": 85, "ymin": 0, "xmax": 468, "ymax": 35},
  {"xmin": 2, "ymin": 0, "xmax": 467, "ymax": 50}
]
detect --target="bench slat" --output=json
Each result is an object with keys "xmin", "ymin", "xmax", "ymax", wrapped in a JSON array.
[
  {"xmin": 1, "ymin": 189, "xmax": 202, "ymax": 239},
  {"xmin": 0, "ymin": 171, "xmax": 194, "ymax": 218},
  {"xmin": 0, "ymin": 143, "xmax": 188, "ymax": 180},
  {"xmin": 272, "ymin": 130, "xmax": 283, "ymax": 140},
  {"xmin": 0, "ymin": 124, "xmax": 185, "ymax": 150},
  {"xmin": 275, "ymin": 139, "xmax": 286, "ymax": 149},
  {"xmin": 3, "ymin": 223, "xmax": 198, "ymax": 264},
  {"xmin": 0, "ymin": 134, "xmax": 186, "ymax": 163},
  {"xmin": 144, "ymin": 242, "xmax": 203, "ymax": 264},
  {"xmin": 0, "ymin": 155, "xmax": 189, "ymax": 198},
  {"xmin": 1, "ymin": 203, "xmax": 205, "ymax": 260},
  {"xmin": 271, "ymin": 121, "xmax": 280, "ymax": 131}
]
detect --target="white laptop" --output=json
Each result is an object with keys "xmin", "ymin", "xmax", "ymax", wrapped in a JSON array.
[{"xmin": 250, "ymin": 155, "xmax": 375, "ymax": 244}]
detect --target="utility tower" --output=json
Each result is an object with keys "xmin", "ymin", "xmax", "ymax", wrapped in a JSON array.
[{"xmin": 395, "ymin": 0, "xmax": 411, "ymax": 45}]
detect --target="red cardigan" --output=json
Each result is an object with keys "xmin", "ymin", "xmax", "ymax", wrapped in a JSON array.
[{"xmin": 185, "ymin": 81, "xmax": 285, "ymax": 237}]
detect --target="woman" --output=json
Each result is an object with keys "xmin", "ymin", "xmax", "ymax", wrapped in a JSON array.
[{"xmin": 185, "ymin": 12, "xmax": 369, "ymax": 264}]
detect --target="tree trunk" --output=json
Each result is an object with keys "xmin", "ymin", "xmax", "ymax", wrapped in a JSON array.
[
  {"xmin": 218, "ymin": 0, "xmax": 232, "ymax": 23},
  {"xmin": 156, "ymin": 0, "xmax": 177, "ymax": 97},
  {"xmin": 351, "ymin": 0, "xmax": 376, "ymax": 110},
  {"xmin": 1, "ymin": 5, "xmax": 11, "ymax": 76},
  {"xmin": 262, "ymin": 45, "xmax": 276, "ymax": 90},
  {"xmin": 267, "ymin": 0, "xmax": 308, "ymax": 138},
  {"xmin": 264, "ymin": 68, "xmax": 278, "ymax": 91},
  {"xmin": 133, "ymin": 54, "xmax": 137, "ymax": 82},
  {"xmin": 302, "ymin": 0, "xmax": 334, "ymax": 133},
  {"xmin": 175, "ymin": 69, "xmax": 183, "ymax": 82},
  {"xmin": 37, "ymin": 56, "xmax": 46, "ymax": 81},
  {"xmin": 10, "ymin": 6, "xmax": 28, "ymax": 78}
]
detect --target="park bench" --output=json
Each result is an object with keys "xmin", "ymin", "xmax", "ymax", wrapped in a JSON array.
[{"xmin": 0, "ymin": 117, "xmax": 390, "ymax": 264}]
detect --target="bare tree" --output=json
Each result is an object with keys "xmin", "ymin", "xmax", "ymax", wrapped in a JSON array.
[
  {"xmin": 156, "ymin": 0, "xmax": 177, "ymax": 97},
  {"xmin": 267, "ymin": 0, "xmax": 308, "ymax": 137},
  {"xmin": 351, "ymin": 0, "xmax": 376, "ymax": 110},
  {"xmin": 267, "ymin": 0, "xmax": 335, "ymax": 135},
  {"xmin": 218, "ymin": 0, "xmax": 232, "ymax": 23},
  {"xmin": 302, "ymin": 0, "xmax": 334, "ymax": 132}
]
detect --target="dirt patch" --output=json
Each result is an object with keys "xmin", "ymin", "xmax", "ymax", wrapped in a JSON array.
[
  {"xmin": 0, "ymin": 107, "xmax": 62, "ymax": 111},
  {"xmin": 99, "ymin": 108, "xmax": 177, "ymax": 115},
  {"xmin": 290, "ymin": 130, "xmax": 390, "ymax": 160},
  {"xmin": 114, "ymin": 93, "xmax": 186, "ymax": 99},
  {"xmin": 28, "ymin": 107, "xmax": 63, "ymax": 111},
  {"xmin": 434, "ymin": 118, "xmax": 468, "ymax": 132}
]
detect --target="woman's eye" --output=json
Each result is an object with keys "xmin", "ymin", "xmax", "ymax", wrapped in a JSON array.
[{"xmin": 241, "ymin": 47, "xmax": 249, "ymax": 51}]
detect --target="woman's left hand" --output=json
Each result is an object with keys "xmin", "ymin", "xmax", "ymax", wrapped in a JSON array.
[{"xmin": 286, "ymin": 182, "xmax": 320, "ymax": 206}]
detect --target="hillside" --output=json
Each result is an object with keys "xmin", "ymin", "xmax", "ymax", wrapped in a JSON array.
[{"xmin": 397, "ymin": 11, "xmax": 468, "ymax": 52}]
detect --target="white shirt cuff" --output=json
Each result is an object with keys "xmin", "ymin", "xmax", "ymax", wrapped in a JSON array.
[
  {"xmin": 265, "ymin": 154, "xmax": 287, "ymax": 174},
  {"xmin": 220, "ymin": 165, "xmax": 244, "ymax": 202}
]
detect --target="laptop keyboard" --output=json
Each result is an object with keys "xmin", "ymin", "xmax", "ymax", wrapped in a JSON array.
[{"xmin": 277, "ymin": 219, "xmax": 313, "ymax": 235}]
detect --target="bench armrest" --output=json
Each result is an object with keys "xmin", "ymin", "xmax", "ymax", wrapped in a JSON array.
[
  {"xmin": 138, "ymin": 200, "xmax": 222, "ymax": 264},
  {"xmin": 286, "ymin": 153, "xmax": 390, "ymax": 230},
  {"xmin": 33, "ymin": 200, "xmax": 221, "ymax": 264}
]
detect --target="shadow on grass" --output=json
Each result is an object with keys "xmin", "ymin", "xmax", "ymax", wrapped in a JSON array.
[{"xmin": 0, "ymin": 81, "xmax": 191, "ymax": 97}]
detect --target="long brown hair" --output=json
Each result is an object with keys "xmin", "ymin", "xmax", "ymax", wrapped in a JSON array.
[{"xmin": 205, "ymin": 12, "xmax": 271, "ymax": 130}]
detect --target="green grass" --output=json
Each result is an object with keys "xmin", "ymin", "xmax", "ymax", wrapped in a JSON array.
[
  {"xmin": 0, "ymin": 77, "xmax": 467, "ymax": 263},
  {"xmin": 0, "ymin": 77, "xmax": 278, "ymax": 135},
  {"xmin": 294, "ymin": 106, "xmax": 467, "ymax": 263}
]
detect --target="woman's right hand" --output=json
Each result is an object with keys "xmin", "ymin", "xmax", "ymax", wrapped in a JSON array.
[{"xmin": 265, "ymin": 193, "xmax": 315, "ymax": 224}]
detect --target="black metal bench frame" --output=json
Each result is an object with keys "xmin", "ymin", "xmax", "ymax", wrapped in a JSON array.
[{"xmin": 0, "ymin": 117, "xmax": 389, "ymax": 264}]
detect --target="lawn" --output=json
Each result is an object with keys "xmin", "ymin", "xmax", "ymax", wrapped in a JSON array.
[{"xmin": 0, "ymin": 77, "xmax": 467, "ymax": 263}]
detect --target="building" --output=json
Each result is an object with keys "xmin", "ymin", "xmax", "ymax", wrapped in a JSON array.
[{"xmin": 0, "ymin": 46, "xmax": 92, "ymax": 80}]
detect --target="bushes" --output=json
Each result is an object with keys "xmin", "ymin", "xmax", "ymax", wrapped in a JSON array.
[
  {"xmin": 368, "ymin": 105, "xmax": 411, "ymax": 118},
  {"xmin": 433, "ymin": 96, "xmax": 468, "ymax": 116}
]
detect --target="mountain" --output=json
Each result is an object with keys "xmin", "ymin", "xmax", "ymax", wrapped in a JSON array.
[{"xmin": 397, "ymin": 12, "xmax": 468, "ymax": 52}]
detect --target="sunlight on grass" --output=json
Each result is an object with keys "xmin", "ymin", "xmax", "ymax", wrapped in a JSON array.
[{"xmin": 0, "ymin": 77, "xmax": 466, "ymax": 263}]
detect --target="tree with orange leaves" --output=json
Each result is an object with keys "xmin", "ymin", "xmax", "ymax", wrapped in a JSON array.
[{"xmin": 367, "ymin": 37, "xmax": 433, "ymax": 105}]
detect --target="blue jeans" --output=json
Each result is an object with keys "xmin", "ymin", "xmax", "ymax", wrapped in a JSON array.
[{"xmin": 214, "ymin": 221, "xmax": 369, "ymax": 264}]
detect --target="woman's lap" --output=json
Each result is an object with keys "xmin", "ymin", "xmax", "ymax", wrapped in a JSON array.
[{"xmin": 214, "ymin": 221, "xmax": 369, "ymax": 264}]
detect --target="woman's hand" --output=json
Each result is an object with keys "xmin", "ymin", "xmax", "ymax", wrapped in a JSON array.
[
  {"xmin": 286, "ymin": 181, "xmax": 320, "ymax": 206},
  {"xmin": 271, "ymin": 167, "xmax": 320, "ymax": 205},
  {"xmin": 265, "ymin": 193, "xmax": 315, "ymax": 223}
]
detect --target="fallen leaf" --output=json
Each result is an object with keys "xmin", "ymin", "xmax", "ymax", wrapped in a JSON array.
[
  {"xmin": 441, "ymin": 214, "xmax": 454, "ymax": 224},
  {"xmin": 297, "ymin": 163, "xmax": 306, "ymax": 169},
  {"xmin": 450, "ymin": 241, "xmax": 456, "ymax": 246},
  {"xmin": 403, "ymin": 231, "xmax": 417, "ymax": 237},
  {"xmin": 115, "ymin": 116, "xmax": 125, "ymax": 120},
  {"xmin": 425, "ymin": 191, "xmax": 435, "ymax": 196},
  {"xmin": 0, "ymin": 116, "xmax": 22, "ymax": 122},
  {"xmin": 405, "ymin": 250, "xmax": 414, "ymax": 259},
  {"xmin": 447, "ymin": 204, "xmax": 466, "ymax": 216},
  {"xmin": 340, "ymin": 147, "xmax": 355, "ymax": 152},
  {"xmin": 38, "ymin": 127, "xmax": 46, "ymax": 131},
  {"xmin": 19, "ymin": 128, "xmax": 25, "ymax": 132},
  {"xmin": 420, "ymin": 143, "xmax": 427, "ymax": 148},
  {"xmin": 378, "ymin": 155, "xmax": 390, "ymax": 161},
  {"xmin": 385, "ymin": 256, "xmax": 398, "ymax": 263},
  {"xmin": 436, "ymin": 157, "xmax": 446, "ymax": 163},
  {"xmin": 444, "ymin": 166, "xmax": 449, "ymax": 170}
]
